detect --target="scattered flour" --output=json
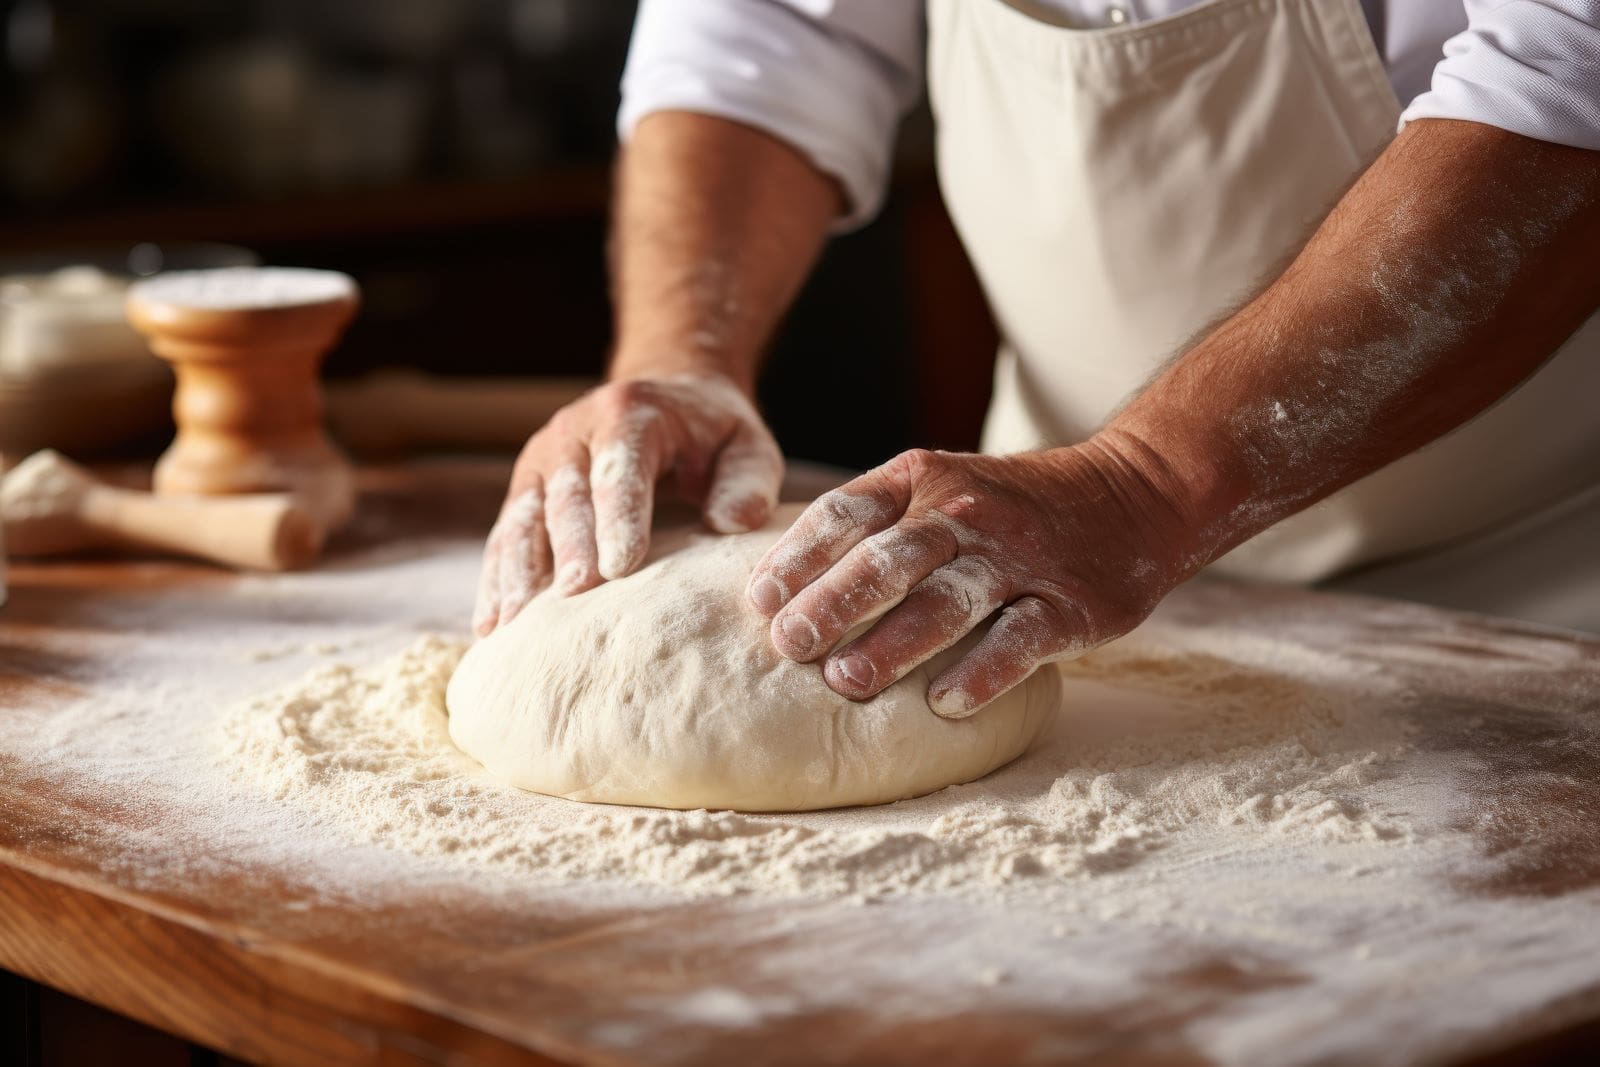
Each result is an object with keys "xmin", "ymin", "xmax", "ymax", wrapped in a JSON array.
[
  {"xmin": 1, "ymin": 449, "xmax": 87, "ymax": 520},
  {"xmin": 9, "ymin": 498, "xmax": 1600, "ymax": 1067},
  {"xmin": 216, "ymin": 624, "xmax": 1411, "ymax": 901}
]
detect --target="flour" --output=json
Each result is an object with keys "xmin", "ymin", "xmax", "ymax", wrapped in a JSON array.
[
  {"xmin": 475, "ymin": 485, "xmax": 544, "ymax": 633},
  {"xmin": 755, "ymin": 491, "xmax": 891, "ymax": 610},
  {"xmin": 0, "ymin": 266, "xmax": 151, "ymax": 377},
  {"xmin": 217, "ymin": 621, "xmax": 1409, "ymax": 901},
  {"xmin": 545, "ymin": 463, "xmax": 597, "ymax": 593},
  {"xmin": 591, "ymin": 436, "xmax": 657, "ymax": 580},
  {"xmin": 128, "ymin": 266, "xmax": 354, "ymax": 309},
  {"xmin": 0, "ymin": 449, "xmax": 84, "ymax": 520},
  {"xmin": 9, "ymin": 493, "xmax": 1600, "ymax": 1067}
]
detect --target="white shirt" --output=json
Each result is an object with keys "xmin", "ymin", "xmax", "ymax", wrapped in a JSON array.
[{"xmin": 618, "ymin": 0, "xmax": 1600, "ymax": 226}]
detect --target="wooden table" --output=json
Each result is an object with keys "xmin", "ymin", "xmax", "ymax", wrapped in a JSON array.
[{"xmin": 3, "ymin": 460, "xmax": 1599, "ymax": 1066}]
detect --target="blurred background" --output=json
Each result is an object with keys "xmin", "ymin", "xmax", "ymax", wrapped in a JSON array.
[{"xmin": 0, "ymin": 0, "xmax": 997, "ymax": 472}]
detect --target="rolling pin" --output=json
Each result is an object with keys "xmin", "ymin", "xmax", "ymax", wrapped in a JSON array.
[{"xmin": 1, "ymin": 450, "xmax": 321, "ymax": 571}]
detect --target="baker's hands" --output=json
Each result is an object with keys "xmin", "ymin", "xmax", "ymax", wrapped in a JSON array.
[
  {"xmin": 475, "ymin": 372, "xmax": 783, "ymax": 635},
  {"xmin": 745, "ymin": 439, "xmax": 1197, "ymax": 717}
]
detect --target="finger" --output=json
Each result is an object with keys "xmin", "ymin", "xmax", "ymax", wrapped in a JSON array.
[
  {"xmin": 590, "ymin": 413, "xmax": 665, "ymax": 581},
  {"xmin": 494, "ymin": 485, "xmax": 550, "ymax": 629},
  {"xmin": 545, "ymin": 456, "xmax": 601, "ymax": 596},
  {"xmin": 470, "ymin": 483, "xmax": 547, "ymax": 633},
  {"xmin": 745, "ymin": 468, "xmax": 914, "ymax": 617},
  {"xmin": 473, "ymin": 544, "xmax": 501, "ymax": 637},
  {"xmin": 823, "ymin": 556, "xmax": 1008, "ymax": 700},
  {"xmin": 768, "ymin": 518, "xmax": 957, "ymax": 662},
  {"xmin": 927, "ymin": 595, "xmax": 1084, "ymax": 719},
  {"xmin": 704, "ymin": 422, "xmax": 783, "ymax": 534}
]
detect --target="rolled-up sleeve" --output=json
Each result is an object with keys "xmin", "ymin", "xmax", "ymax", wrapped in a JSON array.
[
  {"xmin": 617, "ymin": 0, "xmax": 925, "ymax": 229},
  {"xmin": 1400, "ymin": 1, "xmax": 1600, "ymax": 149}
]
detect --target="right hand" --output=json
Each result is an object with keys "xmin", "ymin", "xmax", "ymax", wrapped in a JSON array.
[{"xmin": 474, "ymin": 371, "xmax": 783, "ymax": 635}]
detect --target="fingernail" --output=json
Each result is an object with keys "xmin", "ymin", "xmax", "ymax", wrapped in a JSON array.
[
  {"xmin": 596, "ymin": 527, "xmax": 640, "ymax": 581},
  {"xmin": 778, "ymin": 613, "xmax": 819, "ymax": 658},
  {"xmin": 706, "ymin": 495, "xmax": 749, "ymax": 533},
  {"xmin": 710, "ymin": 489, "xmax": 771, "ymax": 534},
  {"xmin": 749, "ymin": 575, "xmax": 785, "ymax": 614},
  {"xmin": 929, "ymin": 687, "xmax": 979, "ymax": 719},
  {"xmin": 829, "ymin": 653, "xmax": 875, "ymax": 694}
]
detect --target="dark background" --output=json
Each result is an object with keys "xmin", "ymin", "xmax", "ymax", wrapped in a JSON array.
[{"xmin": 0, "ymin": 0, "xmax": 996, "ymax": 469}]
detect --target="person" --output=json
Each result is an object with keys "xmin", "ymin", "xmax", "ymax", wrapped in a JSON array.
[{"xmin": 476, "ymin": 0, "xmax": 1600, "ymax": 718}]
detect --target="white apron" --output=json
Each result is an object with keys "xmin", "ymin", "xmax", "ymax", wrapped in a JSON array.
[{"xmin": 927, "ymin": 0, "xmax": 1600, "ymax": 631}]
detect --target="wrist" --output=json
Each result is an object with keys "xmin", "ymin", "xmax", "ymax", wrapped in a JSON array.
[
  {"xmin": 608, "ymin": 346, "xmax": 757, "ymax": 395},
  {"xmin": 1060, "ymin": 430, "xmax": 1222, "ymax": 581}
]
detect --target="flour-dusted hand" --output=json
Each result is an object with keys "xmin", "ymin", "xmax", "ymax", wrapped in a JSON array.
[
  {"xmin": 476, "ymin": 372, "xmax": 783, "ymax": 635},
  {"xmin": 745, "ymin": 440, "xmax": 1199, "ymax": 717}
]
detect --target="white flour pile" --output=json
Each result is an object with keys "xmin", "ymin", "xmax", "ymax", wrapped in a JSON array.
[
  {"xmin": 128, "ymin": 266, "xmax": 354, "ymax": 309},
  {"xmin": 217, "ymin": 624, "xmax": 1411, "ymax": 900},
  {"xmin": 10, "ymin": 503, "xmax": 1600, "ymax": 1067},
  {"xmin": 0, "ymin": 449, "xmax": 83, "ymax": 519}
]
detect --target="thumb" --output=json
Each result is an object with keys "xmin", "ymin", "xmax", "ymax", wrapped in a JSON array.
[{"xmin": 704, "ymin": 423, "xmax": 783, "ymax": 534}]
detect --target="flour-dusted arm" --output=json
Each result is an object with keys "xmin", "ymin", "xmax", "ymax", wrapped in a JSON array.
[
  {"xmin": 747, "ymin": 120, "xmax": 1600, "ymax": 716},
  {"xmin": 476, "ymin": 2, "xmax": 924, "ymax": 635}
]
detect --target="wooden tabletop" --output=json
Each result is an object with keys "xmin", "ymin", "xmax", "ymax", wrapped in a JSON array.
[{"xmin": 3, "ymin": 459, "xmax": 1599, "ymax": 1066}]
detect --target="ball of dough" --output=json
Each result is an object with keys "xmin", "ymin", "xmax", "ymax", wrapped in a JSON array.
[{"xmin": 446, "ymin": 504, "xmax": 1061, "ymax": 811}]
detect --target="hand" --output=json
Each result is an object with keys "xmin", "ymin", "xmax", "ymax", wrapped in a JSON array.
[
  {"xmin": 744, "ymin": 440, "xmax": 1196, "ymax": 717},
  {"xmin": 475, "ymin": 371, "xmax": 783, "ymax": 635}
]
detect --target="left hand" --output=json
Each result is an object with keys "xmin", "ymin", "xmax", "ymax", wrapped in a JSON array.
[{"xmin": 744, "ymin": 440, "xmax": 1197, "ymax": 717}]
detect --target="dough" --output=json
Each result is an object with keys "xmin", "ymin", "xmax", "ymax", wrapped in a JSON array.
[{"xmin": 446, "ymin": 504, "xmax": 1061, "ymax": 812}]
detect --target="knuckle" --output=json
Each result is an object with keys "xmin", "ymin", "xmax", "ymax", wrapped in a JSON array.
[
  {"xmin": 1024, "ymin": 596, "xmax": 1102, "ymax": 660},
  {"xmin": 584, "ymin": 387, "xmax": 632, "ymax": 428},
  {"xmin": 816, "ymin": 490, "xmax": 866, "ymax": 529},
  {"xmin": 856, "ymin": 526, "xmax": 903, "ymax": 567},
  {"xmin": 916, "ymin": 577, "xmax": 980, "ymax": 627},
  {"xmin": 603, "ymin": 378, "xmax": 650, "ymax": 410},
  {"xmin": 545, "ymin": 465, "xmax": 586, "ymax": 503},
  {"xmin": 1033, "ymin": 596, "xmax": 1083, "ymax": 637},
  {"xmin": 917, "ymin": 515, "xmax": 962, "ymax": 559},
  {"xmin": 834, "ymin": 567, "xmax": 891, "ymax": 617},
  {"xmin": 514, "ymin": 434, "xmax": 545, "ymax": 470},
  {"xmin": 589, "ymin": 441, "xmax": 640, "ymax": 491},
  {"xmin": 893, "ymin": 448, "xmax": 940, "ymax": 478},
  {"xmin": 864, "ymin": 483, "xmax": 904, "ymax": 524},
  {"xmin": 603, "ymin": 380, "xmax": 673, "ymax": 427},
  {"xmin": 543, "ymin": 405, "xmax": 581, "ymax": 439}
]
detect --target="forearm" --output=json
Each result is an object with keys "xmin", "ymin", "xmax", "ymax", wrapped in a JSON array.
[
  {"xmin": 1104, "ymin": 119, "xmax": 1600, "ymax": 569},
  {"xmin": 608, "ymin": 111, "xmax": 842, "ymax": 393}
]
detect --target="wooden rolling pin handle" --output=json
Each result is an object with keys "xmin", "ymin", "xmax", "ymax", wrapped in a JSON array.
[{"xmin": 78, "ymin": 486, "xmax": 323, "ymax": 571}]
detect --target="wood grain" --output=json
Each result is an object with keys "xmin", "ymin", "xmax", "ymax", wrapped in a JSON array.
[
  {"xmin": 3, "ymin": 459, "xmax": 1600, "ymax": 1066},
  {"xmin": 0, "ymin": 865, "xmax": 552, "ymax": 1065}
]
